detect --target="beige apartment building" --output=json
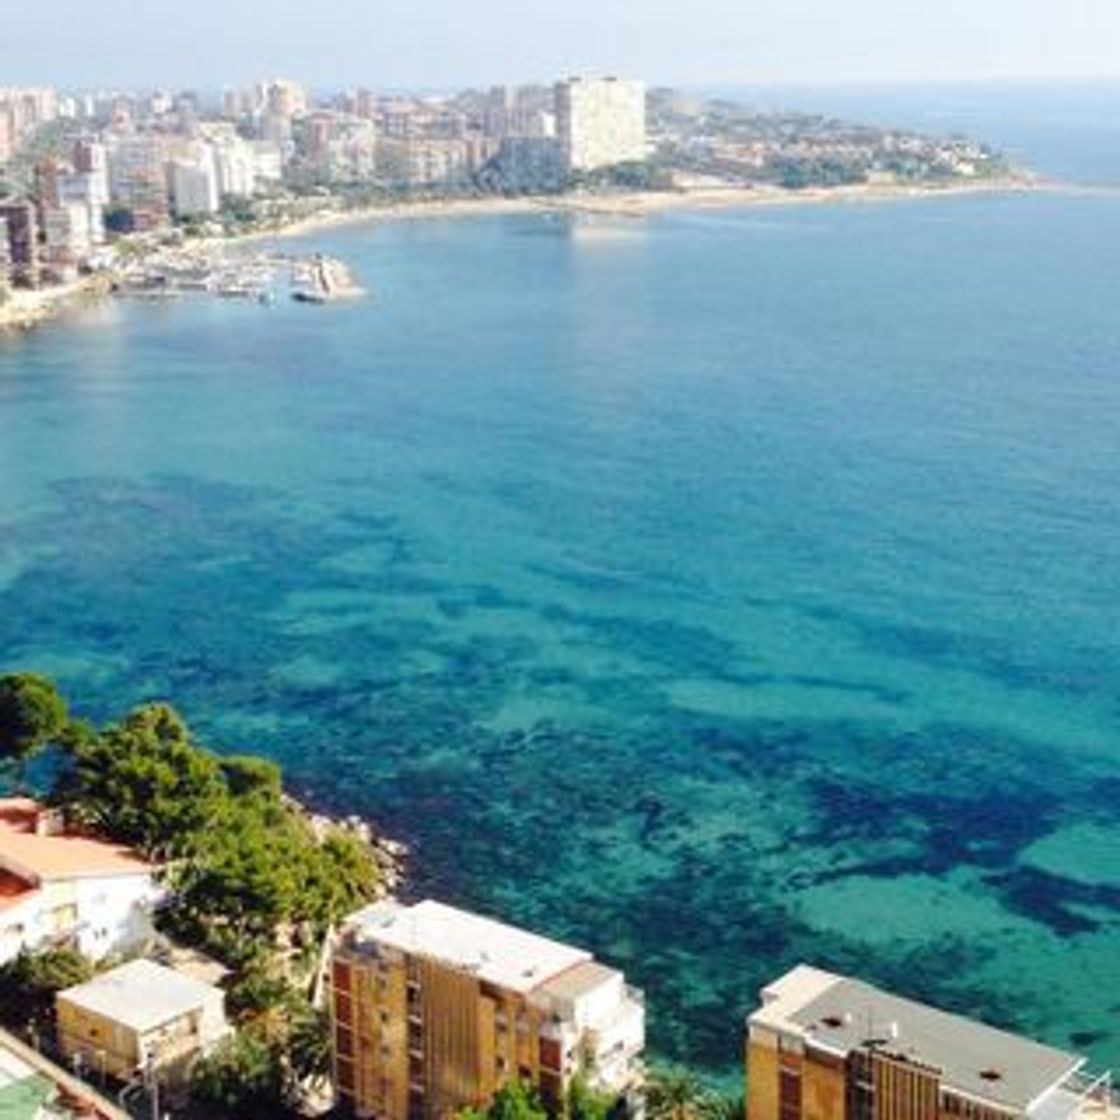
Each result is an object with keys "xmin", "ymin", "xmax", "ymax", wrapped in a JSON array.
[
  {"xmin": 555, "ymin": 76, "xmax": 647, "ymax": 174},
  {"xmin": 746, "ymin": 966, "xmax": 1118, "ymax": 1120},
  {"xmin": 330, "ymin": 899, "xmax": 645, "ymax": 1120}
]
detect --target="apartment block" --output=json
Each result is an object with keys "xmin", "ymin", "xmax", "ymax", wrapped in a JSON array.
[
  {"xmin": 170, "ymin": 149, "xmax": 220, "ymax": 217},
  {"xmin": 746, "ymin": 966, "xmax": 1118, "ymax": 1120},
  {"xmin": 0, "ymin": 201, "xmax": 40, "ymax": 288},
  {"xmin": 0, "ymin": 216, "xmax": 10, "ymax": 298},
  {"xmin": 555, "ymin": 77, "xmax": 647, "ymax": 174},
  {"xmin": 330, "ymin": 900, "xmax": 645, "ymax": 1120},
  {"xmin": 107, "ymin": 136, "xmax": 170, "ymax": 230}
]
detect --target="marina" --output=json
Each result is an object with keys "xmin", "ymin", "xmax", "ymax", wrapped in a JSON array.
[{"xmin": 111, "ymin": 244, "xmax": 364, "ymax": 305}]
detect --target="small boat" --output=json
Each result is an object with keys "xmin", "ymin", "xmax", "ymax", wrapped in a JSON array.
[{"xmin": 292, "ymin": 287, "xmax": 328, "ymax": 304}]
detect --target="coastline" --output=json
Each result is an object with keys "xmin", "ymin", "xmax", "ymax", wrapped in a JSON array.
[
  {"xmin": 0, "ymin": 175, "xmax": 1039, "ymax": 336},
  {"xmin": 245, "ymin": 173, "xmax": 1040, "ymax": 243}
]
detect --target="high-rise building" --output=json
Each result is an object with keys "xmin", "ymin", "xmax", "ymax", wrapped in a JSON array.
[
  {"xmin": 213, "ymin": 139, "xmax": 257, "ymax": 198},
  {"xmin": 42, "ymin": 203, "xmax": 93, "ymax": 280},
  {"xmin": 0, "ymin": 216, "xmax": 10, "ymax": 299},
  {"xmin": 107, "ymin": 136, "xmax": 169, "ymax": 230},
  {"xmin": 170, "ymin": 148, "xmax": 220, "ymax": 217},
  {"xmin": 0, "ymin": 201, "xmax": 40, "ymax": 287},
  {"xmin": 330, "ymin": 900, "xmax": 645, "ymax": 1120},
  {"xmin": 554, "ymin": 77, "xmax": 646, "ymax": 174},
  {"xmin": 746, "ymin": 966, "xmax": 1118, "ymax": 1120}
]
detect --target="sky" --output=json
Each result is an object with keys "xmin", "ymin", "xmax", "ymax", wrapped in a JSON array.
[{"xmin": 8, "ymin": 0, "xmax": 1120, "ymax": 90}]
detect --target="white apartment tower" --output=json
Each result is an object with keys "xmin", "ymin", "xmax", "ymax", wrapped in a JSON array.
[{"xmin": 555, "ymin": 76, "xmax": 647, "ymax": 174}]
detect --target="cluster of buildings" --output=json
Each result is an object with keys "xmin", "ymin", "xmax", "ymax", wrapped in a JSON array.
[
  {"xmin": 0, "ymin": 75, "xmax": 648, "ymax": 297},
  {"xmin": 0, "ymin": 87, "xmax": 59, "ymax": 164},
  {"xmin": 2, "ymin": 795, "xmax": 1114, "ymax": 1120}
]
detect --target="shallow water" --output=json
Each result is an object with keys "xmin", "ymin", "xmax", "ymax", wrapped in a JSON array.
[{"xmin": 2, "ymin": 185, "xmax": 1119, "ymax": 1078}]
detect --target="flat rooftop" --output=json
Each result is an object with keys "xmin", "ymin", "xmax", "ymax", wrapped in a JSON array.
[
  {"xmin": 752, "ymin": 966, "xmax": 1084, "ymax": 1113},
  {"xmin": 345, "ymin": 900, "xmax": 593, "ymax": 995},
  {"xmin": 57, "ymin": 959, "xmax": 221, "ymax": 1034}
]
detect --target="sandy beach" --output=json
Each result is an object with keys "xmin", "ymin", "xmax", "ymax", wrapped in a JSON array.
[
  {"xmin": 0, "ymin": 175, "xmax": 1038, "ymax": 336},
  {"xmin": 248, "ymin": 174, "xmax": 1038, "ymax": 242}
]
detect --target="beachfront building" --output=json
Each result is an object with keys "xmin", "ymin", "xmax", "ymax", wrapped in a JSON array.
[
  {"xmin": 746, "ymin": 966, "xmax": 1119, "ymax": 1120},
  {"xmin": 0, "ymin": 202, "xmax": 40, "ymax": 288},
  {"xmin": 0, "ymin": 798, "xmax": 161, "ymax": 964},
  {"xmin": 0, "ymin": 216, "xmax": 10, "ymax": 298},
  {"xmin": 330, "ymin": 899, "xmax": 645, "ymax": 1120},
  {"xmin": 170, "ymin": 148, "xmax": 220, "ymax": 217},
  {"xmin": 107, "ymin": 135, "xmax": 170, "ymax": 231},
  {"xmin": 555, "ymin": 76, "xmax": 647, "ymax": 175},
  {"xmin": 56, "ymin": 959, "xmax": 230, "ymax": 1086}
]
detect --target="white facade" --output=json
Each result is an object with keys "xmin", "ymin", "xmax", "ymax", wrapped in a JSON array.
[
  {"xmin": 555, "ymin": 77, "xmax": 647, "ymax": 173},
  {"xmin": 171, "ymin": 149, "xmax": 220, "ymax": 216},
  {"xmin": 532, "ymin": 961, "xmax": 646, "ymax": 1094},
  {"xmin": 250, "ymin": 141, "xmax": 284, "ymax": 184},
  {"xmin": 0, "ymin": 800, "xmax": 162, "ymax": 965},
  {"xmin": 214, "ymin": 141, "xmax": 256, "ymax": 197}
]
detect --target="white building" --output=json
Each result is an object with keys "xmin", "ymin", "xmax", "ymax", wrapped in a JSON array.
[
  {"xmin": 555, "ymin": 76, "xmax": 647, "ymax": 174},
  {"xmin": 170, "ymin": 148, "xmax": 220, "ymax": 217},
  {"xmin": 0, "ymin": 799, "xmax": 162, "ymax": 964},
  {"xmin": 213, "ymin": 140, "xmax": 256, "ymax": 197},
  {"xmin": 42, "ymin": 203, "xmax": 94, "ymax": 280},
  {"xmin": 250, "ymin": 140, "xmax": 285, "ymax": 185}
]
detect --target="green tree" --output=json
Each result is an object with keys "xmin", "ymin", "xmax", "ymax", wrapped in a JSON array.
[
  {"xmin": 189, "ymin": 1030, "xmax": 288, "ymax": 1119},
  {"xmin": 60, "ymin": 702, "xmax": 226, "ymax": 858},
  {"xmin": 645, "ymin": 1067, "xmax": 715, "ymax": 1120},
  {"xmin": 463, "ymin": 1081, "xmax": 550, "ymax": 1120},
  {"xmin": 221, "ymin": 754, "xmax": 283, "ymax": 801},
  {"xmin": 0, "ymin": 947, "xmax": 94, "ymax": 1037},
  {"xmin": 285, "ymin": 1001, "xmax": 332, "ymax": 1093},
  {"xmin": 567, "ymin": 1074, "xmax": 618, "ymax": 1120},
  {"xmin": 703, "ymin": 1094, "xmax": 746, "ymax": 1120},
  {"xmin": 0, "ymin": 673, "xmax": 68, "ymax": 789}
]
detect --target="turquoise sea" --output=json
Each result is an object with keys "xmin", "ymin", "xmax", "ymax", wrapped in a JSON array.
[{"xmin": 2, "ymin": 85, "xmax": 1119, "ymax": 1080}]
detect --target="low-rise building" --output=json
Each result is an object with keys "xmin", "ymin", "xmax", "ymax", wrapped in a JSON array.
[
  {"xmin": 330, "ymin": 899, "xmax": 645, "ymax": 1120},
  {"xmin": 0, "ymin": 1026, "xmax": 127, "ymax": 1119},
  {"xmin": 746, "ymin": 965, "xmax": 1119, "ymax": 1120},
  {"xmin": 56, "ymin": 959, "xmax": 230, "ymax": 1086},
  {"xmin": 0, "ymin": 798, "xmax": 161, "ymax": 963}
]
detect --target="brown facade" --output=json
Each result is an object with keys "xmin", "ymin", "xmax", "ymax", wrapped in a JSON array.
[
  {"xmin": 332, "ymin": 947, "xmax": 569, "ymax": 1120},
  {"xmin": 747, "ymin": 1032, "xmax": 1015, "ymax": 1120}
]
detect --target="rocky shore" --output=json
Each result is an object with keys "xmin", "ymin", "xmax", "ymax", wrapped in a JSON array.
[{"xmin": 286, "ymin": 792, "xmax": 407, "ymax": 896}]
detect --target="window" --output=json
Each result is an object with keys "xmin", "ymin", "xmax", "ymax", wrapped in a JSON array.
[{"xmin": 779, "ymin": 1068, "xmax": 801, "ymax": 1120}]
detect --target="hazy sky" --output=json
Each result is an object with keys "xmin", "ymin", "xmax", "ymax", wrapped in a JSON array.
[{"xmin": 9, "ymin": 0, "xmax": 1120, "ymax": 90}]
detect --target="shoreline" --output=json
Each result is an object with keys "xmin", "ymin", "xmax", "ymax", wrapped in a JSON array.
[
  {"xmin": 0, "ymin": 174, "xmax": 1043, "ymax": 336},
  {"xmin": 242, "ymin": 174, "xmax": 1040, "ymax": 243}
]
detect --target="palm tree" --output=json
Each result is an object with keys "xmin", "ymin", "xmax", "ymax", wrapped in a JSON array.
[
  {"xmin": 702, "ymin": 1092, "xmax": 746, "ymax": 1120},
  {"xmin": 645, "ymin": 1067, "xmax": 713, "ymax": 1120}
]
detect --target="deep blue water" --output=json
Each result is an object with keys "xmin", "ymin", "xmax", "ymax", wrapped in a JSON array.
[{"xmin": 2, "ymin": 85, "xmax": 1119, "ymax": 1080}]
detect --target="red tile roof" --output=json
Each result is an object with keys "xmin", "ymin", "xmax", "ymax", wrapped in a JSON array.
[{"xmin": 0, "ymin": 799, "xmax": 155, "ymax": 883}]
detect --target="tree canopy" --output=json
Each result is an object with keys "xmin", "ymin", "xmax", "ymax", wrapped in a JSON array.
[
  {"xmin": 0, "ymin": 673, "xmax": 68, "ymax": 785},
  {"xmin": 462, "ymin": 1080, "xmax": 550, "ymax": 1120}
]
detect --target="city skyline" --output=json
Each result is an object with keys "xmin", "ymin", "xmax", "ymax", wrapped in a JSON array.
[{"xmin": 7, "ymin": 0, "xmax": 1120, "ymax": 90}]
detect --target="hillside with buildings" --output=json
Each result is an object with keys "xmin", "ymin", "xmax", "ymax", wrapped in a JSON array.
[{"xmin": 0, "ymin": 77, "xmax": 1024, "ymax": 323}]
